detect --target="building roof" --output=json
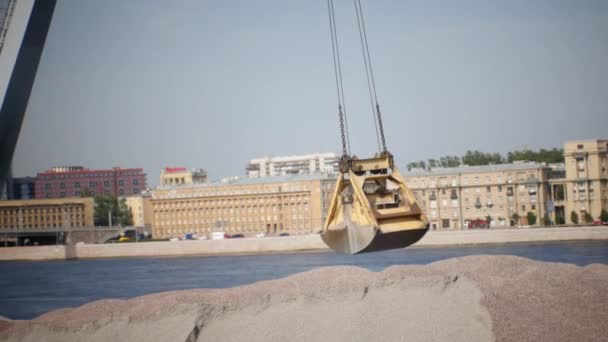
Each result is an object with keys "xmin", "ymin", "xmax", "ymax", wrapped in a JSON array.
[
  {"xmin": 157, "ymin": 172, "xmax": 336, "ymax": 190},
  {"xmin": 163, "ymin": 167, "xmax": 187, "ymax": 173},
  {"xmin": 249, "ymin": 152, "xmax": 338, "ymax": 163},
  {"xmin": 402, "ymin": 162, "xmax": 549, "ymax": 177}
]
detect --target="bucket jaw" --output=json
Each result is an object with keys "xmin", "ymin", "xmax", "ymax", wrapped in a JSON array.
[{"xmin": 321, "ymin": 154, "xmax": 429, "ymax": 254}]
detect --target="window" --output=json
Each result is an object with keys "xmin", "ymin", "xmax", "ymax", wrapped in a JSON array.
[
  {"xmin": 521, "ymin": 205, "xmax": 526, "ymax": 212},
  {"xmin": 60, "ymin": 183, "xmax": 65, "ymax": 189},
  {"xmin": 60, "ymin": 192, "xmax": 66, "ymax": 197},
  {"xmin": 133, "ymin": 179, "xmax": 139, "ymax": 185},
  {"xmin": 119, "ymin": 189, "xmax": 124, "ymax": 195},
  {"xmin": 104, "ymin": 181, "xmax": 110, "ymax": 187},
  {"xmin": 74, "ymin": 182, "xmax": 80, "ymax": 188},
  {"xmin": 119, "ymin": 180, "xmax": 124, "ymax": 186},
  {"xmin": 486, "ymin": 186, "xmax": 491, "ymax": 193},
  {"xmin": 133, "ymin": 189, "xmax": 139, "ymax": 194},
  {"xmin": 89, "ymin": 181, "xmax": 95, "ymax": 188},
  {"xmin": 498, "ymin": 185, "xmax": 502, "ymax": 192},
  {"xmin": 45, "ymin": 184, "xmax": 51, "ymax": 189},
  {"xmin": 577, "ymin": 144, "xmax": 584, "ymax": 149}
]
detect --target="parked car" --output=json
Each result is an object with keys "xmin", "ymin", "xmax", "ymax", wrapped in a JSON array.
[
  {"xmin": 230, "ymin": 234, "xmax": 245, "ymax": 238},
  {"xmin": 255, "ymin": 233, "xmax": 266, "ymax": 238},
  {"xmin": 210, "ymin": 232, "xmax": 227, "ymax": 240},
  {"xmin": 279, "ymin": 232, "xmax": 290, "ymax": 237}
]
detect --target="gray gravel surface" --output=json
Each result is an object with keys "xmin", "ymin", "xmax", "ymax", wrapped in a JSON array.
[{"xmin": 0, "ymin": 255, "xmax": 606, "ymax": 342}]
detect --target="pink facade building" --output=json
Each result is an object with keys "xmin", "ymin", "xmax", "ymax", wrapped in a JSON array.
[{"xmin": 35, "ymin": 166, "xmax": 147, "ymax": 198}]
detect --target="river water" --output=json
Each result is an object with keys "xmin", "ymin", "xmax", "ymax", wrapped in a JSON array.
[{"xmin": 1, "ymin": 241, "xmax": 607, "ymax": 320}]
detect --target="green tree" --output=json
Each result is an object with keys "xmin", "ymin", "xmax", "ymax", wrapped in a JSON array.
[
  {"xmin": 512, "ymin": 213, "xmax": 520, "ymax": 226},
  {"xmin": 406, "ymin": 160, "xmax": 427, "ymax": 171},
  {"xmin": 583, "ymin": 211, "xmax": 593, "ymax": 224},
  {"xmin": 542, "ymin": 215, "xmax": 552, "ymax": 226},
  {"xmin": 462, "ymin": 150, "xmax": 504, "ymax": 166},
  {"xmin": 601, "ymin": 210, "xmax": 608, "ymax": 223},
  {"xmin": 485, "ymin": 215, "xmax": 492, "ymax": 227},
  {"xmin": 507, "ymin": 147, "xmax": 564, "ymax": 163},
  {"xmin": 94, "ymin": 196, "xmax": 133, "ymax": 226},
  {"xmin": 527, "ymin": 212, "xmax": 537, "ymax": 226},
  {"xmin": 79, "ymin": 187, "xmax": 93, "ymax": 197},
  {"xmin": 555, "ymin": 213, "xmax": 565, "ymax": 225},
  {"xmin": 570, "ymin": 211, "xmax": 579, "ymax": 225}
]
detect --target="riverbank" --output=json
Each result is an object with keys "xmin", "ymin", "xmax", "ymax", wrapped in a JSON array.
[
  {"xmin": 0, "ymin": 226, "xmax": 607, "ymax": 261},
  {"xmin": 1, "ymin": 255, "xmax": 606, "ymax": 342}
]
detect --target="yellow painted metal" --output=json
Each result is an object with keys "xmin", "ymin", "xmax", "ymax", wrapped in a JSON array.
[{"xmin": 322, "ymin": 153, "xmax": 429, "ymax": 254}]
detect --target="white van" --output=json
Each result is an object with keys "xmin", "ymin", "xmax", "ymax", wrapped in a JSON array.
[{"xmin": 211, "ymin": 232, "xmax": 226, "ymax": 240}]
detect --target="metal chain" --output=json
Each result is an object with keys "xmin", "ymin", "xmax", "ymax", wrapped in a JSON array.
[
  {"xmin": 375, "ymin": 103, "xmax": 387, "ymax": 152},
  {"xmin": 328, "ymin": 0, "xmax": 350, "ymax": 157},
  {"xmin": 338, "ymin": 105, "xmax": 347, "ymax": 156}
]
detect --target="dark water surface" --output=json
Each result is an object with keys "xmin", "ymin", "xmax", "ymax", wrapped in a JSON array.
[{"xmin": 1, "ymin": 241, "xmax": 607, "ymax": 320}]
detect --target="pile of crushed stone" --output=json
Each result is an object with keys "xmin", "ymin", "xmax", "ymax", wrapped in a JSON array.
[{"xmin": 1, "ymin": 255, "xmax": 606, "ymax": 342}]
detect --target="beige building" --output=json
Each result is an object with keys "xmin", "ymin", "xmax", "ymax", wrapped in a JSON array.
[
  {"xmin": 0, "ymin": 197, "xmax": 94, "ymax": 230},
  {"xmin": 551, "ymin": 139, "xmax": 608, "ymax": 223},
  {"xmin": 150, "ymin": 174, "xmax": 336, "ymax": 239},
  {"xmin": 404, "ymin": 162, "xmax": 551, "ymax": 229},
  {"xmin": 147, "ymin": 139, "xmax": 607, "ymax": 237},
  {"xmin": 123, "ymin": 195, "xmax": 153, "ymax": 228},
  {"xmin": 403, "ymin": 139, "xmax": 608, "ymax": 228},
  {"xmin": 159, "ymin": 167, "xmax": 207, "ymax": 187}
]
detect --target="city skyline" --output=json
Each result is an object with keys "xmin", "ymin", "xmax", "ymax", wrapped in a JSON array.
[{"xmin": 11, "ymin": 0, "xmax": 608, "ymax": 183}]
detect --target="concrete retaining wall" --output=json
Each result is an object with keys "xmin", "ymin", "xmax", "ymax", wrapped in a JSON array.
[{"xmin": 1, "ymin": 226, "xmax": 607, "ymax": 261}]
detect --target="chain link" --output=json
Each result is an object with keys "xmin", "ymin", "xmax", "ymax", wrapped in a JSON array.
[
  {"xmin": 376, "ymin": 104, "xmax": 387, "ymax": 152},
  {"xmin": 338, "ymin": 105, "xmax": 347, "ymax": 156}
]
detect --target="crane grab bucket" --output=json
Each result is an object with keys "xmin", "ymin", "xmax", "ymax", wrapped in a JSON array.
[{"xmin": 321, "ymin": 154, "xmax": 429, "ymax": 254}]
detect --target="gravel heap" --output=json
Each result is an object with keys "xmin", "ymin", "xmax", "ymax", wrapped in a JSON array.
[{"xmin": 1, "ymin": 255, "xmax": 606, "ymax": 342}]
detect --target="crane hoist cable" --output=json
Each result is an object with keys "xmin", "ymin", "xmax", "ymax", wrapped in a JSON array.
[
  {"xmin": 354, "ymin": 0, "xmax": 387, "ymax": 153},
  {"xmin": 354, "ymin": 0, "xmax": 382, "ymax": 153},
  {"xmin": 327, "ymin": 0, "xmax": 351, "ymax": 157}
]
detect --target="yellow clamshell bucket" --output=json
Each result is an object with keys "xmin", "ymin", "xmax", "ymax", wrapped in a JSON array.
[{"xmin": 322, "ymin": 153, "xmax": 429, "ymax": 254}]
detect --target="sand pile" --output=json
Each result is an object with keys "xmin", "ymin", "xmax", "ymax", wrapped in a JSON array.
[{"xmin": 1, "ymin": 255, "xmax": 606, "ymax": 342}]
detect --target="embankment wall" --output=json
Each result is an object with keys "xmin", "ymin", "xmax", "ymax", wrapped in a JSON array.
[{"xmin": 1, "ymin": 226, "xmax": 606, "ymax": 261}]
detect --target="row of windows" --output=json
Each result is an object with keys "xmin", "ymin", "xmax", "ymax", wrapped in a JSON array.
[
  {"xmin": 409, "ymin": 172, "xmax": 538, "ymax": 188},
  {"xmin": 43, "ymin": 188, "xmax": 139, "ymax": 198},
  {"xmin": 43, "ymin": 179, "xmax": 139, "ymax": 189},
  {"xmin": 156, "ymin": 223, "xmax": 312, "ymax": 237},
  {"xmin": 153, "ymin": 196, "xmax": 309, "ymax": 210},
  {"xmin": 38, "ymin": 172, "xmax": 143, "ymax": 180},
  {"xmin": 1, "ymin": 207, "xmax": 85, "ymax": 216},
  {"xmin": 156, "ymin": 187, "xmax": 310, "ymax": 200},
  {"xmin": 426, "ymin": 203, "xmax": 538, "ymax": 219}
]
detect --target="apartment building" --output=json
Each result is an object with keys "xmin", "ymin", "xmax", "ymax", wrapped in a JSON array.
[
  {"xmin": 246, "ymin": 153, "xmax": 339, "ymax": 178},
  {"xmin": 35, "ymin": 166, "xmax": 147, "ymax": 198},
  {"xmin": 123, "ymin": 195, "xmax": 153, "ymax": 228},
  {"xmin": 404, "ymin": 163, "xmax": 551, "ymax": 229},
  {"xmin": 551, "ymin": 139, "xmax": 608, "ymax": 223},
  {"xmin": 149, "ymin": 174, "xmax": 336, "ymax": 239},
  {"xmin": 159, "ymin": 167, "xmax": 207, "ymax": 187},
  {"xmin": 0, "ymin": 197, "xmax": 94, "ymax": 230}
]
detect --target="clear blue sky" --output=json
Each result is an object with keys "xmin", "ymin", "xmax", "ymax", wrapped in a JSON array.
[{"xmin": 12, "ymin": 0, "xmax": 608, "ymax": 184}]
